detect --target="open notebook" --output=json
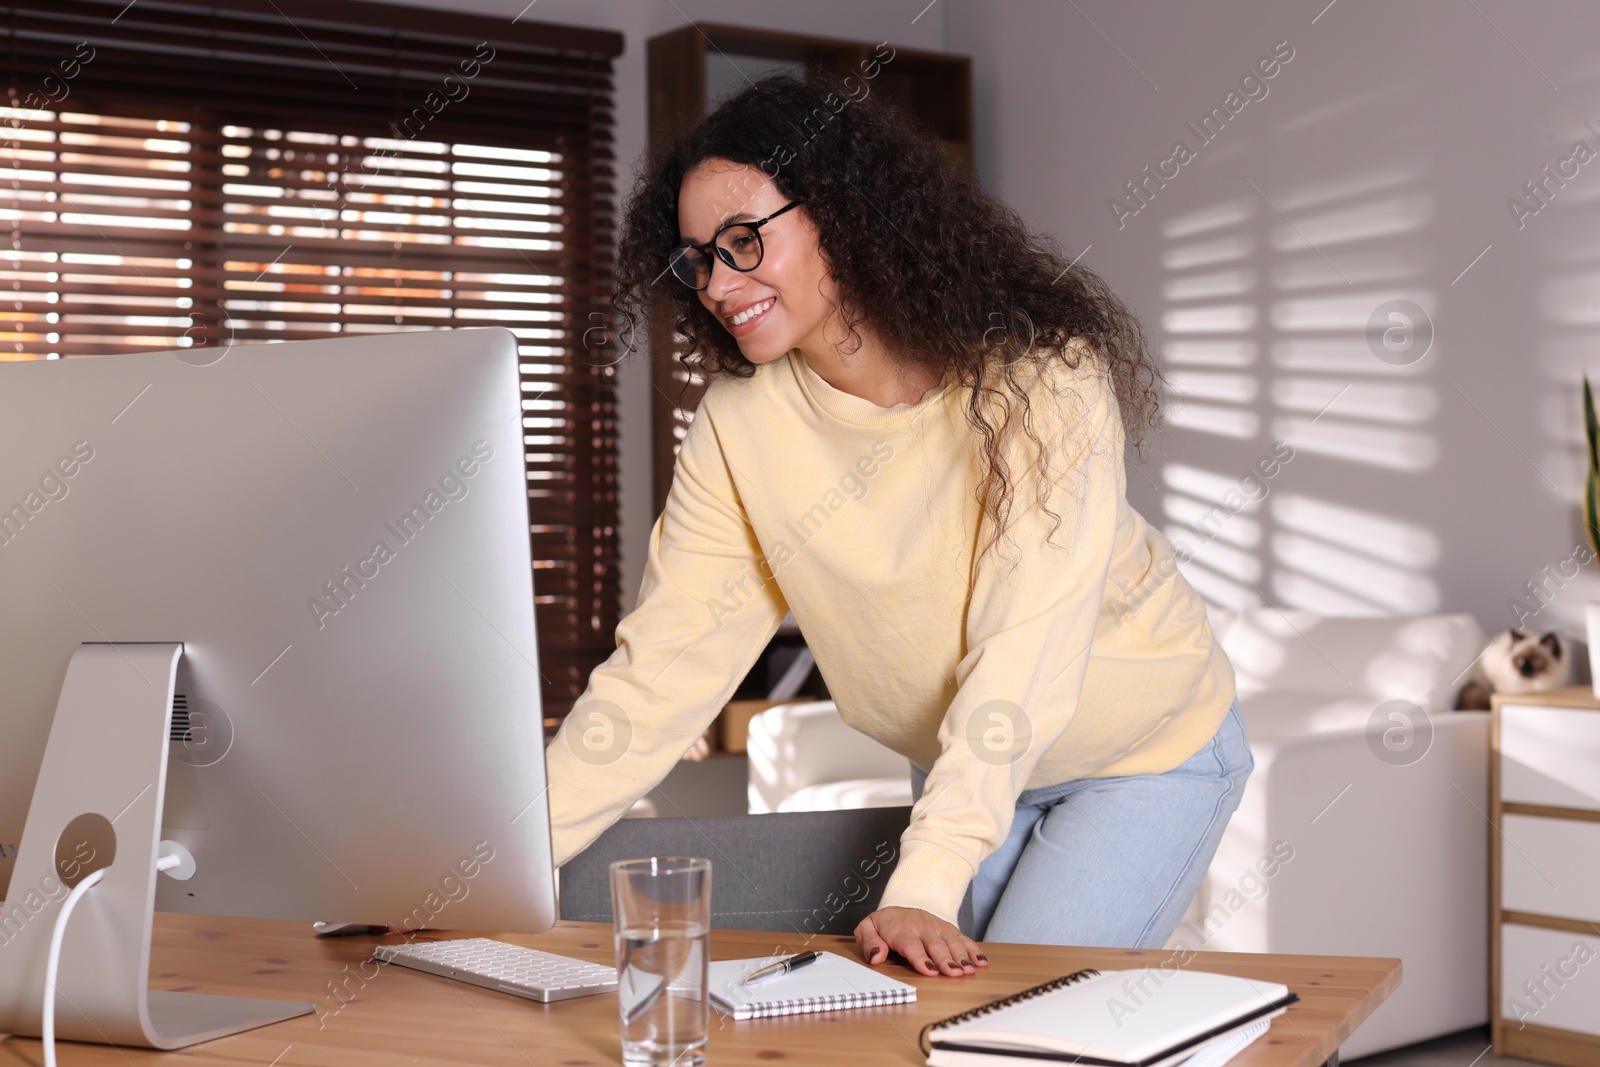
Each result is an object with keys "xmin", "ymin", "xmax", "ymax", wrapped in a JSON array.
[
  {"xmin": 707, "ymin": 951, "xmax": 916, "ymax": 1020},
  {"xmin": 920, "ymin": 967, "xmax": 1298, "ymax": 1067}
]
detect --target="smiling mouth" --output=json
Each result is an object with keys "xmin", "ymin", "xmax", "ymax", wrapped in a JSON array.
[{"xmin": 728, "ymin": 298, "xmax": 774, "ymax": 327}]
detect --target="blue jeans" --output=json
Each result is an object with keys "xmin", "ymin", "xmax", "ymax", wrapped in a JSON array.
[{"xmin": 909, "ymin": 696, "xmax": 1252, "ymax": 948}]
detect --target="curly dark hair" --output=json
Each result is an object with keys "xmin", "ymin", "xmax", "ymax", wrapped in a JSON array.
[{"xmin": 608, "ymin": 67, "xmax": 1168, "ymax": 567}]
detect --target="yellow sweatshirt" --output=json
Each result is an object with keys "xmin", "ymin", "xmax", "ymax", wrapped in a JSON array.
[{"xmin": 545, "ymin": 342, "xmax": 1237, "ymax": 925}]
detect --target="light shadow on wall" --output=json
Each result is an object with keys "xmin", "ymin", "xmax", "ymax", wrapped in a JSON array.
[
  {"xmin": 1531, "ymin": 62, "xmax": 1600, "ymax": 636},
  {"xmin": 1156, "ymin": 87, "xmax": 1441, "ymax": 615}
]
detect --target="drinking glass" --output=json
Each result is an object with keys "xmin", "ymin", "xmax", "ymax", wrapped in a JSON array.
[{"xmin": 609, "ymin": 856, "xmax": 711, "ymax": 1067}]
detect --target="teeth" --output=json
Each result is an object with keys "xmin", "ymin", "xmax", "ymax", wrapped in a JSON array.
[{"xmin": 731, "ymin": 299, "xmax": 773, "ymax": 326}]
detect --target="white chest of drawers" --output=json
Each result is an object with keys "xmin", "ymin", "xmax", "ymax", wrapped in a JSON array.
[{"xmin": 1492, "ymin": 686, "xmax": 1600, "ymax": 1066}]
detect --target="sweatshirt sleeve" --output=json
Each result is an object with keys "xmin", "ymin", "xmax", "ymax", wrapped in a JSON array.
[
  {"xmin": 545, "ymin": 388, "xmax": 788, "ymax": 867},
  {"xmin": 876, "ymin": 351, "xmax": 1125, "ymax": 924}
]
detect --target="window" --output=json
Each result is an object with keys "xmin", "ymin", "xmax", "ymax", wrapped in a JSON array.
[{"xmin": 2, "ymin": 0, "xmax": 624, "ymax": 731}]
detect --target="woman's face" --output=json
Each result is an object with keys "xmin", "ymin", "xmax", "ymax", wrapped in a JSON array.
[{"xmin": 676, "ymin": 159, "xmax": 837, "ymax": 366}]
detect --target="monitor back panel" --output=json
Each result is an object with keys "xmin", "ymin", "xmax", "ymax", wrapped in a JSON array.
[{"xmin": 0, "ymin": 328, "xmax": 555, "ymax": 932}]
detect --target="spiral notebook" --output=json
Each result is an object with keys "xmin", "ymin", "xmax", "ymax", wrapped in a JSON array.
[
  {"xmin": 919, "ymin": 967, "xmax": 1297, "ymax": 1067},
  {"xmin": 707, "ymin": 951, "xmax": 917, "ymax": 1020}
]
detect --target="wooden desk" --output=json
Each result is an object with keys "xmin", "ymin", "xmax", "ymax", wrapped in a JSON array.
[{"xmin": 0, "ymin": 913, "xmax": 1399, "ymax": 1066}]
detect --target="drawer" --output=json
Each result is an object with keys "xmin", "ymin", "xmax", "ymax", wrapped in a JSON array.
[
  {"xmin": 1501, "ymin": 815, "xmax": 1600, "ymax": 922},
  {"xmin": 1500, "ymin": 704, "xmax": 1600, "ymax": 810},
  {"xmin": 1499, "ymin": 923, "xmax": 1600, "ymax": 1036}
]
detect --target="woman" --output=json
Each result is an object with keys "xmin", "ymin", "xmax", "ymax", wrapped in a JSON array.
[{"xmin": 545, "ymin": 70, "xmax": 1251, "ymax": 979}]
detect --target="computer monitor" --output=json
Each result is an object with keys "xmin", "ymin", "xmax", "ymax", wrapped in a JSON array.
[{"xmin": 0, "ymin": 326, "xmax": 557, "ymax": 1048}]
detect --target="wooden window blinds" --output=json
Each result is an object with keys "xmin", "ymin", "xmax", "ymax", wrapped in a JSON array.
[{"xmin": 2, "ymin": 0, "xmax": 624, "ymax": 732}]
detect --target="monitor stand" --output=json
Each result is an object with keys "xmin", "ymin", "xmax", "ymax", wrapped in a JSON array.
[{"xmin": 0, "ymin": 642, "xmax": 313, "ymax": 1049}]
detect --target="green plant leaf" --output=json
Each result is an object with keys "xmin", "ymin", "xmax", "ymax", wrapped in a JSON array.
[
  {"xmin": 1585, "ymin": 375, "xmax": 1599, "ymax": 475},
  {"xmin": 1588, "ymin": 471, "xmax": 1600, "ymax": 561}
]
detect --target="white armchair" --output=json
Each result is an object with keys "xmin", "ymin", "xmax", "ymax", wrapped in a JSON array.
[
  {"xmin": 1169, "ymin": 608, "xmax": 1490, "ymax": 1060},
  {"xmin": 745, "ymin": 699, "xmax": 913, "ymax": 813}
]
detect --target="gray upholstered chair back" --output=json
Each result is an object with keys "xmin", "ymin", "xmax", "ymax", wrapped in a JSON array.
[{"xmin": 558, "ymin": 807, "xmax": 971, "ymax": 936}]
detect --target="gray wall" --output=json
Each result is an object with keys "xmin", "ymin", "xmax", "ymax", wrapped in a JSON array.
[{"xmin": 947, "ymin": 0, "xmax": 1600, "ymax": 661}]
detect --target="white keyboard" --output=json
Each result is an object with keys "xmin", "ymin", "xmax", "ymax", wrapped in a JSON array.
[{"xmin": 373, "ymin": 937, "xmax": 618, "ymax": 1003}]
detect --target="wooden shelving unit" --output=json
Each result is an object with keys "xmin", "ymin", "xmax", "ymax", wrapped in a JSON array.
[{"xmin": 1490, "ymin": 685, "xmax": 1600, "ymax": 1066}]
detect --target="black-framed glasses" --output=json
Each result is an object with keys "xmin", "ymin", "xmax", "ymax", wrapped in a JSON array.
[{"xmin": 667, "ymin": 198, "xmax": 808, "ymax": 290}]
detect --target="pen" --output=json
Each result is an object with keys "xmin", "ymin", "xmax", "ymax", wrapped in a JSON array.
[{"xmin": 741, "ymin": 950, "xmax": 821, "ymax": 985}]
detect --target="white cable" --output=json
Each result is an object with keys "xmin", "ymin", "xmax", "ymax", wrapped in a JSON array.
[{"xmin": 43, "ymin": 866, "xmax": 106, "ymax": 1067}]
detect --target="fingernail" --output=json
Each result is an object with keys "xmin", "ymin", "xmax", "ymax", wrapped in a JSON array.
[
  {"xmin": 960, "ymin": 959, "xmax": 973, "ymax": 967},
  {"xmin": 976, "ymin": 953, "xmax": 988, "ymax": 963}
]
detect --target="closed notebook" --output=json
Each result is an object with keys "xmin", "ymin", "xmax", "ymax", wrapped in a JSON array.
[
  {"xmin": 920, "ymin": 967, "xmax": 1298, "ymax": 1067},
  {"xmin": 707, "ymin": 951, "xmax": 917, "ymax": 1020}
]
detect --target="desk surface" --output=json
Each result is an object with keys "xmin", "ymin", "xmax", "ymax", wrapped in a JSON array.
[{"xmin": 0, "ymin": 913, "xmax": 1400, "ymax": 1066}]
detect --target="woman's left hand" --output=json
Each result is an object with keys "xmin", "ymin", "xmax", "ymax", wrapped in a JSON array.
[{"xmin": 854, "ymin": 906, "xmax": 988, "ymax": 977}]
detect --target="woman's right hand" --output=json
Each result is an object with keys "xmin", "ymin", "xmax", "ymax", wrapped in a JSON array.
[{"xmin": 854, "ymin": 905, "xmax": 988, "ymax": 977}]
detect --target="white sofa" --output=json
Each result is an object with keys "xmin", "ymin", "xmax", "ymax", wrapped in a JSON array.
[
  {"xmin": 745, "ymin": 700, "xmax": 912, "ymax": 813},
  {"xmin": 1174, "ymin": 608, "xmax": 1489, "ymax": 1060},
  {"xmin": 745, "ymin": 609, "xmax": 1491, "ymax": 1061}
]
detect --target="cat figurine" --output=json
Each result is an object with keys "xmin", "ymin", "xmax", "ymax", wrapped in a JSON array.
[{"xmin": 1455, "ymin": 628, "xmax": 1572, "ymax": 710}]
